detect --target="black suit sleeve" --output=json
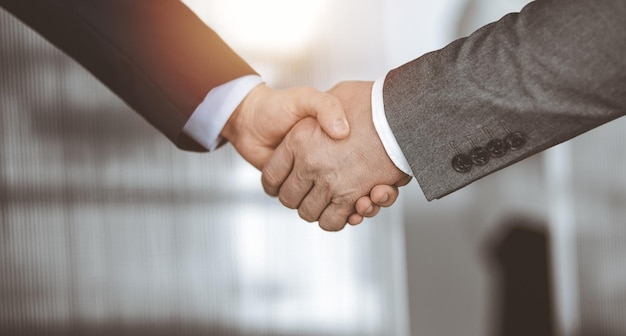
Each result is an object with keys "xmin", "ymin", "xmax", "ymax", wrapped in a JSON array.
[{"xmin": 0, "ymin": 0, "xmax": 257, "ymax": 151}]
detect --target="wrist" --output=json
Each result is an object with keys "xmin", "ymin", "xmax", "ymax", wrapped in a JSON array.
[
  {"xmin": 221, "ymin": 104, "xmax": 242, "ymax": 145},
  {"xmin": 371, "ymin": 76, "xmax": 414, "ymax": 176},
  {"xmin": 222, "ymin": 83, "xmax": 268, "ymax": 145}
]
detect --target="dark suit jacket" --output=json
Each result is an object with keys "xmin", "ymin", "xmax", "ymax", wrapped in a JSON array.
[
  {"xmin": 0, "ymin": 0, "xmax": 256, "ymax": 151},
  {"xmin": 384, "ymin": 0, "xmax": 626, "ymax": 200}
]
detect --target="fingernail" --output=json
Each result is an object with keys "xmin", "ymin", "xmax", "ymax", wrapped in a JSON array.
[
  {"xmin": 380, "ymin": 193, "xmax": 389, "ymax": 203},
  {"xmin": 333, "ymin": 119, "xmax": 349, "ymax": 134},
  {"xmin": 365, "ymin": 205, "xmax": 374, "ymax": 214}
]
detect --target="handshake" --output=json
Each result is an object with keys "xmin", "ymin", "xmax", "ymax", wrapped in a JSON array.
[
  {"xmin": 221, "ymin": 81, "xmax": 412, "ymax": 231},
  {"xmin": 6, "ymin": 0, "xmax": 622, "ymax": 232}
]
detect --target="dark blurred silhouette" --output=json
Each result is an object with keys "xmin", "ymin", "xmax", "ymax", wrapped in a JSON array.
[{"xmin": 486, "ymin": 217, "xmax": 554, "ymax": 336}]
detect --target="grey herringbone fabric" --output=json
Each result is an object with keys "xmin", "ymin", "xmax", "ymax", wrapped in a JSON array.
[{"xmin": 384, "ymin": 0, "xmax": 626, "ymax": 200}]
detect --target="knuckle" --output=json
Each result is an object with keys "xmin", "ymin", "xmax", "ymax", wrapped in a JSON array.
[
  {"xmin": 299, "ymin": 157, "xmax": 321, "ymax": 180},
  {"xmin": 278, "ymin": 193, "xmax": 298, "ymax": 210},
  {"xmin": 261, "ymin": 172, "xmax": 281, "ymax": 195},
  {"xmin": 320, "ymin": 219, "xmax": 347, "ymax": 232},
  {"xmin": 318, "ymin": 204, "xmax": 353, "ymax": 232},
  {"xmin": 298, "ymin": 206, "xmax": 318, "ymax": 223},
  {"xmin": 332, "ymin": 192, "xmax": 358, "ymax": 208}
]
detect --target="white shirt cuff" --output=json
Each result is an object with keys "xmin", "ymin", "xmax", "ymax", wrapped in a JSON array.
[
  {"xmin": 371, "ymin": 76, "xmax": 414, "ymax": 176},
  {"xmin": 183, "ymin": 74, "xmax": 264, "ymax": 151}
]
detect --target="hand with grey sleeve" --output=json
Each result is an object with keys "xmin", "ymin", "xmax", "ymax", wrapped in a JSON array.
[{"xmin": 262, "ymin": 0, "xmax": 626, "ymax": 229}]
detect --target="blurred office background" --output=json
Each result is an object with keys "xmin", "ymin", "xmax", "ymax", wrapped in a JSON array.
[{"xmin": 1, "ymin": 0, "xmax": 625, "ymax": 335}]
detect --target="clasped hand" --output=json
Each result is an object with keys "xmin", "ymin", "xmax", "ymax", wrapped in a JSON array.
[
  {"xmin": 221, "ymin": 81, "xmax": 409, "ymax": 230},
  {"xmin": 260, "ymin": 81, "xmax": 411, "ymax": 231}
]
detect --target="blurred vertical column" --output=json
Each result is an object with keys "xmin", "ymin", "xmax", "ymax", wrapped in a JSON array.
[
  {"xmin": 567, "ymin": 118, "xmax": 626, "ymax": 336},
  {"xmin": 545, "ymin": 143, "xmax": 580, "ymax": 336}
]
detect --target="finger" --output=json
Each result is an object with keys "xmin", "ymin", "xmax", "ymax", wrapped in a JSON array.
[
  {"xmin": 395, "ymin": 175, "xmax": 413, "ymax": 187},
  {"xmin": 297, "ymin": 185, "xmax": 332, "ymax": 222},
  {"xmin": 355, "ymin": 197, "xmax": 381, "ymax": 218},
  {"xmin": 292, "ymin": 88, "xmax": 349, "ymax": 140},
  {"xmin": 318, "ymin": 203, "xmax": 352, "ymax": 232},
  {"xmin": 370, "ymin": 185, "xmax": 400, "ymax": 207},
  {"xmin": 261, "ymin": 142, "xmax": 295, "ymax": 197},
  {"xmin": 277, "ymin": 172, "xmax": 313, "ymax": 210},
  {"xmin": 348, "ymin": 213, "xmax": 364, "ymax": 226}
]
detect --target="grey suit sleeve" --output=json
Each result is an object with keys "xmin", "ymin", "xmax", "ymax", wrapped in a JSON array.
[{"xmin": 383, "ymin": 0, "xmax": 626, "ymax": 200}]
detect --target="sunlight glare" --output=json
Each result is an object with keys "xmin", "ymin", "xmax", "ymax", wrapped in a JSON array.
[{"xmin": 183, "ymin": 0, "xmax": 330, "ymax": 55}]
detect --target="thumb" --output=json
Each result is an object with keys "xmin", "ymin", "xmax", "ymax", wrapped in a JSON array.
[{"xmin": 291, "ymin": 88, "xmax": 350, "ymax": 140}]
